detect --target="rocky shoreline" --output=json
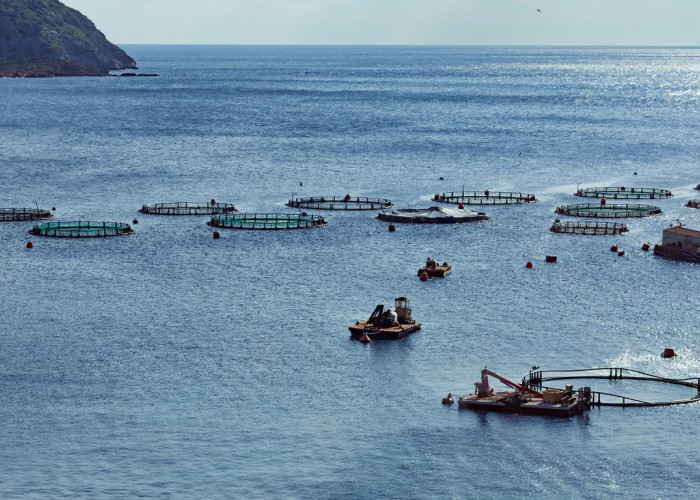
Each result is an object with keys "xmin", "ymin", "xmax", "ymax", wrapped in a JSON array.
[{"xmin": 0, "ymin": 58, "xmax": 158, "ymax": 78}]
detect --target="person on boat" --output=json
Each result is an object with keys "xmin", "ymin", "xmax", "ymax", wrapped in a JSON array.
[{"xmin": 426, "ymin": 257, "xmax": 437, "ymax": 268}]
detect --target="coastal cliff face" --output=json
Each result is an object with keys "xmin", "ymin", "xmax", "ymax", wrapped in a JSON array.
[{"xmin": 0, "ymin": 0, "xmax": 136, "ymax": 76}]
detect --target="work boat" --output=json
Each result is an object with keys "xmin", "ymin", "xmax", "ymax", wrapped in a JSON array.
[
  {"xmin": 457, "ymin": 368, "xmax": 590, "ymax": 417},
  {"xmin": 418, "ymin": 258, "xmax": 451, "ymax": 278},
  {"xmin": 349, "ymin": 297, "xmax": 421, "ymax": 340}
]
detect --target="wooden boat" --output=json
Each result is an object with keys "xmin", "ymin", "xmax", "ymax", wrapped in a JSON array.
[
  {"xmin": 418, "ymin": 258, "xmax": 451, "ymax": 278},
  {"xmin": 349, "ymin": 297, "xmax": 421, "ymax": 340}
]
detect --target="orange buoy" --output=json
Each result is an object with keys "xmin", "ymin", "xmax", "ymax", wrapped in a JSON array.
[
  {"xmin": 458, "ymin": 203, "xmax": 464, "ymax": 209},
  {"xmin": 525, "ymin": 261, "xmax": 533, "ymax": 268},
  {"xmin": 26, "ymin": 241, "xmax": 33, "ymax": 249},
  {"xmin": 600, "ymin": 198, "xmax": 606, "ymax": 205},
  {"xmin": 641, "ymin": 242, "xmax": 650, "ymax": 251},
  {"xmin": 301, "ymin": 211, "xmax": 308, "ymax": 216},
  {"xmin": 51, "ymin": 206, "xmax": 56, "ymax": 211},
  {"xmin": 132, "ymin": 219, "xmax": 139, "ymax": 224},
  {"xmin": 610, "ymin": 245, "xmax": 618, "ymax": 252},
  {"xmin": 360, "ymin": 333, "xmax": 371, "ymax": 343},
  {"xmin": 388, "ymin": 224, "xmax": 396, "ymax": 232},
  {"xmin": 618, "ymin": 250, "xmax": 625, "ymax": 256},
  {"xmin": 420, "ymin": 272, "xmax": 429, "ymax": 281},
  {"xmin": 662, "ymin": 348, "xmax": 677, "ymax": 358},
  {"xmin": 345, "ymin": 194, "xmax": 351, "ymax": 200},
  {"xmin": 210, "ymin": 199, "xmax": 216, "ymax": 205},
  {"xmin": 213, "ymin": 231, "xmax": 220, "ymax": 239},
  {"xmin": 442, "ymin": 393, "xmax": 454, "ymax": 405}
]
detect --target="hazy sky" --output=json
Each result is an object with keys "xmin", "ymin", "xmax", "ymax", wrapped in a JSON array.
[{"xmin": 61, "ymin": 0, "xmax": 700, "ymax": 45}]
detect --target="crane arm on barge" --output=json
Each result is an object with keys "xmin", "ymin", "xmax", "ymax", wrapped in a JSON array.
[{"xmin": 475, "ymin": 368, "xmax": 543, "ymax": 398}]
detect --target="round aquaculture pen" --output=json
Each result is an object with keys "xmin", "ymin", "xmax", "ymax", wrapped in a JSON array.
[
  {"xmin": 377, "ymin": 206, "xmax": 489, "ymax": 224},
  {"xmin": 550, "ymin": 220, "xmax": 628, "ymax": 235},
  {"xmin": 686, "ymin": 199, "xmax": 700, "ymax": 209},
  {"xmin": 30, "ymin": 221, "xmax": 133, "ymax": 237},
  {"xmin": 433, "ymin": 191, "xmax": 536, "ymax": 205},
  {"xmin": 286, "ymin": 196, "xmax": 392, "ymax": 211},
  {"xmin": 139, "ymin": 201, "xmax": 236, "ymax": 215},
  {"xmin": 574, "ymin": 187, "xmax": 672, "ymax": 199},
  {"xmin": 208, "ymin": 213, "xmax": 327, "ymax": 230},
  {"xmin": 555, "ymin": 203, "xmax": 662, "ymax": 218},
  {"xmin": 523, "ymin": 368, "xmax": 700, "ymax": 407},
  {"xmin": 0, "ymin": 208, "xmax": 53, "ymax": 222}
]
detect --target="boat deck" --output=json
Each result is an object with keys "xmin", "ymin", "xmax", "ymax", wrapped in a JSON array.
[
  {"xmin": 458, "ymin": 392, "xmax": 587, "ymax": 417},
  {"xmin": 349, "ymin": 321, "xmax": 422, "ymax": 340}
]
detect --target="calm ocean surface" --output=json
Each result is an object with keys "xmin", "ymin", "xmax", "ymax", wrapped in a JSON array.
[{"xmin": 1, "ymin": 45, "xmax": 700, "ymax": 498}]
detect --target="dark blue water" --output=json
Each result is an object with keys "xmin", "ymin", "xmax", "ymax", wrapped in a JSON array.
[{"xmin": 1, "ymin": 46, "xmax": 700, "ymax": 498}]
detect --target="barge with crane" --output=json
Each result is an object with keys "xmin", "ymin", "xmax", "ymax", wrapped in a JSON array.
[{"xmin": 457, "ymin": 368, "xmax": 591, "ymax": 417}]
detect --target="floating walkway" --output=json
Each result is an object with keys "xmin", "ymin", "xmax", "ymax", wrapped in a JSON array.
[
  {"xmin": 574, "ymin": 186, "xmax": 672, "ymax": 199},
  {"xmin": 208, "ymin": 213, "xmax": 327, "ymax": 230},
  {"xmin": 433, "ymin": 191, "xmax": 537, "ymax": 205},
  {"xmin": 377, "ymin": 206, "xmax": 489, "ymax": 224},
  {"xmin": 30, "ymin": 221, "xmax": 133, "ymax": 237},
  {"xmin": 550, "ymin": 220, "xmax": 628, "ymax": 235},
  {"xmin": 139, "ymin": 201, "xmax": 236, "ymax": 215},
  {"xmin": 0, "ymin": 208, "xmax": 53, "ymax": 222},
  {"xmin": 555, "ymin": 203, "xmax": 662, "ymax": 218},
  {"xmin": 523, "ymin": 368, "xmax": 700, "ymax": 407},
  {"xmin": 286, "ymin": 196, "xmax": 392, "ymax": 211}
]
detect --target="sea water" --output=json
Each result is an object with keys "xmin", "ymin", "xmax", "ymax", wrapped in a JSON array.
[{"xmin": 1, "ymin": 46, "xmax": 699, "ymax": 498}]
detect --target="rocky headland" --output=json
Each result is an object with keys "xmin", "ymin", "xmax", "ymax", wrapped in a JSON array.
[{"xmin": 0, "ymin": 0, "xmax": 138, "ymax": 77}]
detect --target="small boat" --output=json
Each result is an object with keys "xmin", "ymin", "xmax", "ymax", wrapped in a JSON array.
[
  {"xmin": 457, "ymin": 368, "xmax": 590, "ymax": 417},
  {"xmin": 349, "ymin": 297, "xmax": 421, "ymax": 340},
  {"xmin": 418, "ymin": 258, "xmax": 451, "ymax": 278}
]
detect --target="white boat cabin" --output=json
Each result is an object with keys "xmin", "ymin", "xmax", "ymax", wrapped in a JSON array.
[{"xmin": 661, "ymin": 225, "xmax": 700, "ymax": 251}]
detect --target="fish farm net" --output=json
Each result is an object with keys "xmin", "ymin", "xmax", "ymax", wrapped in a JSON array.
[
  {"xmin": 0, "ymin": 208, "xmax": 53, "ymax": 222},
  {"xmin": 574, "ymin": 187, "xmax": 672, "ymax": 199},
  {"xmin": 139, "ymin": 201, "xmax": 236, "ymax": 215},
  {"xmin": 550, "ymin": 221, "xmax": 628, "ymax": 235},
  {"xmin": 286, "ymin": 196, "xmax": 392, "ymax": 210},
  {"xmin": 555, "ymin": 203, "xmax": 662, "ymax": 218},
  {"xmin": 433, "ymin": 191, "xmax": 537, "ymax": 205},
  {"xmin": 30, "ymin": 221, "xmax": 133, "ymax": 237},
  {"xmin": 208, "ymin": 213, "xmax": 327, "ymax": 230}
]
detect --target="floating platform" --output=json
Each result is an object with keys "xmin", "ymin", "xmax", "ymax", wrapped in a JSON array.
[
  {"xmin": 286, "ymin": 196, "xmax": 392, "ymax": 211},
  {"xmin": 458, "ymin": 391, "xmax": 588, "ymax": 417},
  {"xmin": 555, "ymin": 203, "xmax": 662, "ymax": 218},
  {"xmin": 139, "ymin": 201, "xmax": 236, "ymax": 215},
  {"xmin": 433, "ymin": 191, "xmax": 537, "ymax": 205},
  {"xmin": 349, "ymin": 322, "xmax": 421, "ymax": 340},
  {"xmin": 418, "ymin": 259, "xmax": 451, "ymax": 277},
  {"xmin": 574, "ymin": 186, "xmax": 672, "ymax": 199},
  {"xmin": 686, "ymin": 199, "xmax": 700, "ymax": 209},
  {"xmin": 30, "ymin": 221, "xmax": 133, "ymax": 237},
  {"xmin": 349, "ymin": 297, "xmax": 420, "ymax": 341},
  {"xmin": 653, "ymin": 224, "xmax": 700, "ymax": 263},
  {"xmin": 207, "ymin": 213, "xmax": 327, "ymax": 230},
  {"xmin": 0, "ymin": 208, "xmax": 53, "ymax": 222},
  {"xmin": 550, "ymin": 220, "xmax": 628, "ymax": 235},
  {"xmin": 377, "ymin": 206, "xmax": 489, "ymax": 224}
]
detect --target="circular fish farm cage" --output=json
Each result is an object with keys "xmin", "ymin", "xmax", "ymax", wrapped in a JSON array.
[
  {"xmin": 0, "ymin": 208, "xmax": 53, "ymax": 222},
  {"xmin": 30, "ymin": 221, "xmax": 133, "ymax": 238},
  {"xmin": 286, "ymin": 196, "xmax": 392, "ymax": 211},
  {"xmin": 377, "ymin": 206, "xmax": 490, "ymax": 224},
  {"xmin": 574, "ymin": 187, "xmax": 672, "ymax": 199},
  {"xmin": 208, "ymin": 213, "xmax": 327, "ymax": 230},
  {"xmin": 686, "ymin": 199, "xmax": 700, "ymax": 209},
  {"xmin": 555, "ymin": 203, "xmax": 662, "ymax": 218},
  {"xmin": 524, "ymin": 368, "xmax": 700, "ymax": 407},
  {"xmin": 433, "ymin": 191, "xmax": 537, "ymax": 205},
  {"xmin": 139, "ymin": 201, "xmax": 236, "ymax": 215},
  {"xmin": 550, "ymin": 220, "xmax": 628, "ymax": 235}
]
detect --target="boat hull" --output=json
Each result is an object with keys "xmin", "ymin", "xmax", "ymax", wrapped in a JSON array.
[
  {"xmin": 349, "ymin": 321, "xmax": 422, "ymax": 340},
  {"xmin": 418, "ymin": 266, "xmax": 451, "ymax": 277},
  {"xmin": 458, "ymin": 393, "xmax": 587, "ymax": 417},
  {"xmin": 653, "ymin": 244, "xmax": 700, "ymax": 263}
]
